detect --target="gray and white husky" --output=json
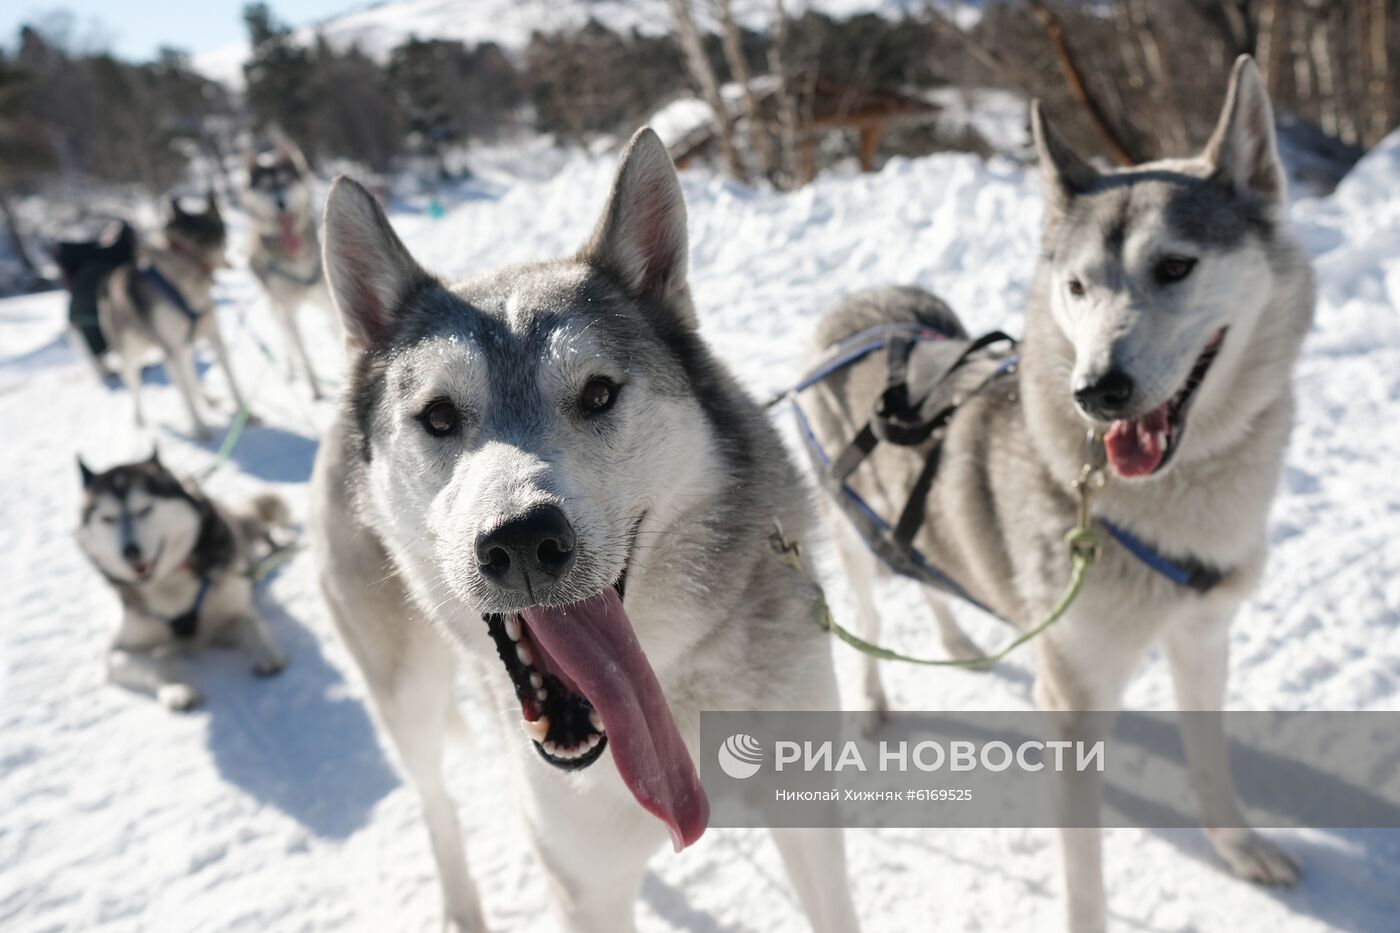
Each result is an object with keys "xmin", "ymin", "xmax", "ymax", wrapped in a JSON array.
[
  {"xmin": 799, "ymin": 57, "xmax": 1311, "ymax": 932},
  {"xmin": 310, "ymin": 129, "xmax": 861, "ymax": 933},
  {"xmin": 244, "ymin": 141, "xmax": 338, "ymax": 399},
  {"xmin": 76, "ymin": 453, "xmax": 289, "ymax": 712},
  {"xmin": 94, "ymin": 195, "xmax": 252, "ymax": 438}
]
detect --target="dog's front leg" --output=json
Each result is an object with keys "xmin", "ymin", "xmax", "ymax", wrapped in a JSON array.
[
  {"xmin": 233, "ymin": 613, "xmax": 286, "ymax": 677},
  {"xmin": 107, "ymin": 643, "xmax": 202, "ymax": 711},
  {"xmin": 273, "ymin": 305, "xmax": 323, "ymax": 400},
  {"xmin": 205, "ymin": 317, "xmax": 253, "ymax": 417},
  {"xmin": 166, "ymin": 342, "xmax": 211, "ymax": 439},
  {"xmin": 1163, "ymin": 605, "xmax": 1299, "ymax": 886},
  {"xmin": 769, "ymin": 828, "xmax": 862, "ymax": 933}
]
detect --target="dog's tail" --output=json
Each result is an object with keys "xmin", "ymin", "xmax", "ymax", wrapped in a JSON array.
[{"xmin": 813, "ymin": 285, "xmax": 969, "ymax": 351}]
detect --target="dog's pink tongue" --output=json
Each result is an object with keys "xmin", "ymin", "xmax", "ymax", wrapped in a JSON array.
[
  {"xmin": 1104, "ymin": 404, "xmax": 1169, "ymax": 477},
  {"xmin": 278, "ymin": 213, "xmax": 303, "ymax": 255},
  {"xmin": 522, "ymin": 589, "xmax": 709, "ymax": 851}
]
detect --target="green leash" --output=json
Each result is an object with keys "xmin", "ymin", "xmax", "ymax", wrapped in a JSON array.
[
  {"xmin": 778, "ymin": 453, "xmax": 1108, "ymax": 670},
  {"xmin": 251, "ymin": 543, "xmax": 304, "ymax": 583}
]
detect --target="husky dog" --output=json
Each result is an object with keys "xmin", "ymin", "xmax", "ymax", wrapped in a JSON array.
[
  {"xmin": 244, "ymin": 141, "xmax": 337, "ymax": 399},
  {"xmin": 800, "ymin": 58, "xmax": 1311, "ymax": 931},
  {"xmin": 310, "ymin": 129, "xmax": 861, "ymax": 933},
  {"xmin": 76, "ymin": 453, "xmax": 289, "ymax": 711},
  {"xmin": 93, "ymin": 194, "xmax": 252, "ymax": 438}
]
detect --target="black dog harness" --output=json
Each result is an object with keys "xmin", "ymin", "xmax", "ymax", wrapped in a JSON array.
[
  {"xmin": 788, "ymin": 322, "xmax": 1225, "ymax": 620},
  {"xmin": 141, "ymin": 264, "xmax": 204, "ymax": 337}
]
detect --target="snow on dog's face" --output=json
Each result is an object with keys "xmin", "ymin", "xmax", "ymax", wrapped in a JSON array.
[
  {"xmin": 323, "ymin": 129, "xmax": 711, "ymax": 849},
  {"xmin": 1033, "ymin": 57, "xmax": 1291, "ymax": 480},
  {"xmin": 76, "ymin": 454, "xmax": 201, "ymax": 587},
  {"xmin": 245, "ymin": 143, "xmax": 316, "ymax": 255}
]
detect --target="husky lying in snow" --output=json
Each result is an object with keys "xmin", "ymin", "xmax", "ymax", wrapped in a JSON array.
[
  {"xmin": 81, "ymin": 195, "xmax": 252, "ymax": 438},
  {"xmin": 310, "ymin": 129, "xmax": 861, "ymax": 932},
  {"xmin": 800, "ymin": 57, "xmax": 1311, "ymax": 932},
  {"xmin": 76, "ymin": 453, "xmax": 289, "ymax": 711},
  {"xmin": 243, "ymin": 141, "xmax": 339, "ymax": 399}
]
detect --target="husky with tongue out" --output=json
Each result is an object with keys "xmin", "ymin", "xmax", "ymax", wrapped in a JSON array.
[
  {"xmin": 801, "ymin": 58, "xmax": 1313, "ymax": 933},
  {"xmin": 244, "ymin": 139, "xmax": 340, "ymax": 400},
  {"xmin": 310, "ymin": 129, "xmax": 861, "ymax": 933}
]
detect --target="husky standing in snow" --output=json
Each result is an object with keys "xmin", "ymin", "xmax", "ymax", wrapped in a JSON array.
[
  {"xmin": 243, "ymin": 141, "xmax": 338, "ymax": 399},
  {"xmin": 87, "ymin": 194, "xmax": 252, "ymax": 438},
  {"xmin": 310, "ymin": 129, "xmax": 861, "ymax": 933},
  {"xmin": 76, "ymin": 453, "xmax": 289, "ymax": 712},
  {"xmin": 798, "ymin": 57, "xmax": 1312, "ymax": 932}
]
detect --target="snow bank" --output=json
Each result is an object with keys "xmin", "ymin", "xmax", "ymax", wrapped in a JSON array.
[{"xmin": 1, "ymin": 140, "xmax": 1397, "ymax": 932}]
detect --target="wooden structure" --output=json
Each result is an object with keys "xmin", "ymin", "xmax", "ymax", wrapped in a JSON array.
[{"xmin": 668, "ymin": 78, "xmax": 940, "ymax": 183}]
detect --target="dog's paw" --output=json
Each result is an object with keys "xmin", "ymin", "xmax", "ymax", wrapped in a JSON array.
[
  {"xmin": 253, "ymin": 655, "xmax": 287, "ymax": 678},
  {"xmin": 1208, "ymin": 828, "xmax": 1300, "ymax": 886},
  {"xmin": 158, "ymin": 683, "xmax": 204, "ymax": 712}
]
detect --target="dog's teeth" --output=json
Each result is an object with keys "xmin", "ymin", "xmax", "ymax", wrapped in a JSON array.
[
  {"xmin": 529, "ymin": 672, "xmax": 543, "ymax": 689},
  {"xmin": 586, "ymin": 733, "xmax": 601, "ymax": 749},
  {"xmin": 504, "ymin": 616, "xmax": 521, "ymax": 642},
  {"xmin": 521, "ymin": 716, "xmax": 549, "ymax": 743},
  {"xmin": 543, "ymin": 740, "xmax": 559, "ymax": 756},
  {"xmin": 516, "ymin": 643, "xmax": 533, "ymax": 666},
  {"xmin": 535, "ymin": 688, "xmax": 547, "ymax": 702},
  {"xmin": 589, "ymin": 709, "xmax": 605, "ymax": 733}
]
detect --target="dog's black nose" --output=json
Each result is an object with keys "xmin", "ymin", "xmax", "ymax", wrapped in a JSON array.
[
  {"xmin": 122, "ymin": 542, "xmax": 142, "ymax": 564},
  {"xmin": 1074, "ymin": 370, "xmax": 1135, "ymax": 419},
  {"xmin": 477, "ymin": 505, "xmax": 577, "ymax": 590}
]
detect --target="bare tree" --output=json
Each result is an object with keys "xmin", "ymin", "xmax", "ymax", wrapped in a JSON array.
[
  {"xmin": 1025, "ymin": 0, "xmax": 1141, "ymax": 164},
  {"xmin": 670, "ymin": 0, "xmax": 747, "ymax": 182},
  {"xmin": 716, "ymin": 0, "xmax": 778, "ymax": 181},
  {"xmin": 768, "ymin": 0, "xmax": 801, "ymax": 187}
]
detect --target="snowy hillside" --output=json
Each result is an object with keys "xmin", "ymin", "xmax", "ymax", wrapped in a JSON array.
[{"xmin": 2, "ymin": 134, "xmax": 1399, "ymax": 933}]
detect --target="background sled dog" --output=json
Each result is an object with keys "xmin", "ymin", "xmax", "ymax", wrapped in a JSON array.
[
  {"xmin": 76, "ymin": 453, "xmax": 289, "ymax": 712},
  {"xmin": 310, "ymin": 129, "xmax": 861, "ymax": 933},
  {"xmin": 244, "ymin": 140, "xmax": 339, "ymax": 399},
  {"xmin": 88, "ymin": 194, "xmax": 251, "ymax": 438},
  {"xmin": 799, "ymin": 57, "xmax": 1312, "ymax": 933}
]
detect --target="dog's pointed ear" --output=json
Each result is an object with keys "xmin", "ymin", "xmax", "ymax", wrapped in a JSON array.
[
  {"xmin": 1031, "ymin": 100, "xmax": 1097, "ymax": 217},
  {"xmin": 78, "ymin": 456, "xmax": 95, "ymax": 489},
  {"xmin": 170, "ymin": 195, "xmax": 187, "ymax": 220},
  {"xmin": 1203, "ymin": 55, "xmax": 1285, "ymax": 214},
  {"xmin": 206, "ymin": 188, "xmax": 220, "ymax": 217},
  {"xmin": 146, "ymin": 446, "xmax": 162, "ymax": 469},
  {"xmin": 323, "ymin": 175, "xmax": 432, "ymax": 351},
  {"xmin": 580, "ymin": 127, "xmax": 695, "ymax": 328}
]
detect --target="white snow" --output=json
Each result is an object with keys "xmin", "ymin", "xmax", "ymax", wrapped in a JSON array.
[{"xmin": 3, "ymin": 131, "xmax": 1399, "ymax": 932}]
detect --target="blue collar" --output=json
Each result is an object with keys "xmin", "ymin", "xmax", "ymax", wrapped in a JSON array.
[{"xmin": 141, "ymin": 264, "xmax": 201, "ymax": 327}]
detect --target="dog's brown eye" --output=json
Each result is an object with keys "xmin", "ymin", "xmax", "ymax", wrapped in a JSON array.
[
  {"xmin": 419, "ymin": 400, "xmax": 459, "ymax": 437},
  {"xmin": 1155, "ymin": 256, "xmax": 1197, "ymax": 284},
  {"xmin": 1067, "ymin": 278, "xmax": 1086, "ymax": 298},
  {"xmin": 579, "ymin": 377, "xmax": 618, "ymax": 416}
]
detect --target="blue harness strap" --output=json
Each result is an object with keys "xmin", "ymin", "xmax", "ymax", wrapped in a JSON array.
[
  {"xmin": 141, "ymin": 264, "xmax": 202, "ymax": 332},
  {"xmin": 1101, "ymin": 520, "xmax": 1224, "ymax": 593},
  {"xmin": 790, "ymin": 322, "xmax": 1226, "ymax": 608}
]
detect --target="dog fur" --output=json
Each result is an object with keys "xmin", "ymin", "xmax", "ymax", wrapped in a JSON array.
[
  {"xmin": 92, "ymin": 195, "xmax": 251, "ymax": 438},
  {"xmin": 76, "ymin": 452, "xmax": 289, "ymax": 711},
  {"xmin": 799, "ymin": 57, "xmax": 1312, "ymax": 932},
  {"xmin": 243, "ymin": 140, "xmax": 339, "ymax": 399},
  {"xmin": 309, "ymin": 129, "xmax": 861, "ymax": 933}
]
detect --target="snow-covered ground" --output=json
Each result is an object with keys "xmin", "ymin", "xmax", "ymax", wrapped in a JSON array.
[{"xmin": 3, "ymin": 134, "xmax": 1399, "ymax": 933}]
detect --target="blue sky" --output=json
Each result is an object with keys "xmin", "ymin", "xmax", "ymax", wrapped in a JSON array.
[{"xmin": 1, "ymin": 1, "xmax": 359, "ymax": 61}]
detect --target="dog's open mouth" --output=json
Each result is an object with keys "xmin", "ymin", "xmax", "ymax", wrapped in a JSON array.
[
  {"xmin": 1104, "ymin": 329, "xmax": 1226, "ymax": 478},
  {"xmin": 481, "ymin": 530, "xmax": 709, "ymax": 850}
]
